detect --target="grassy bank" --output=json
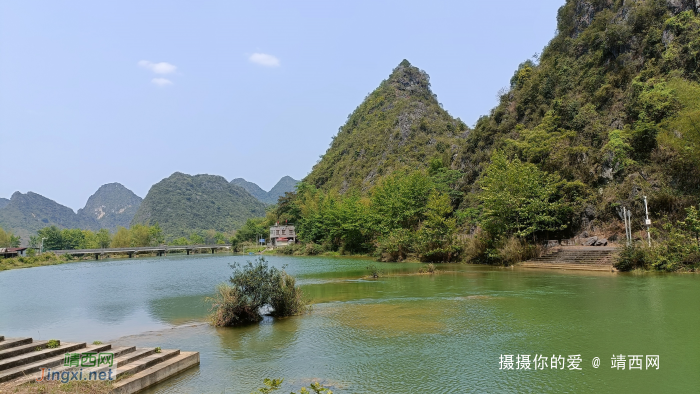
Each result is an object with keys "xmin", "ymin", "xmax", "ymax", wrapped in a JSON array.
[
  {"xmin": 0, "ymin": 253, "xmax": 73, "ymax": 272},
  {"xmin": 0, "ymin": 380, "xmax": 112, "ymax": 394}
]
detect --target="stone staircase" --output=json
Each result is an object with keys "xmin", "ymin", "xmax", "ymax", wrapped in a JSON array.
[
  {"xmin": 519, "ymin": 246, "xmax": 618, "ymax": 271},
  {"xmin": 0, "ymin": 335, "xmax": 199, "ymax": 393}
]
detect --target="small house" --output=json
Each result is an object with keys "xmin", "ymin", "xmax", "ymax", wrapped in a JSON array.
[
  {"xmin": 269, "ymin": 224, "xmax": 296, "ymax": 247},
  {"xmin": 0, "ymin": 247, "xmax": 28, "ymax": 258}
]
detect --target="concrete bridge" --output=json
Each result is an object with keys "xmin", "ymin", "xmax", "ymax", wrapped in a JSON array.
[{"xmin": 50, "ymin": 244, "xmax": 232, "ymax": 260}]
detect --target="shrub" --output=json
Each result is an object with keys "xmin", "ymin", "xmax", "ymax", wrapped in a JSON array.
[
  {"xmin": 496, "ymin": 237, "xmax": 539, "ymax": 266},
  {"xmin": 417, "ymin": 263, "xmax": 437, "ymax": 274},
  {"xmin": 269, "ymin": 272, "xmax": 309, "ymax": 318},
  {"xmin": 46, "ymin": 339, "xmax": 60, "ymax": 349},
  {"xmin": 615, "ymin": 245, "xmax": 654, "ymax": 271},
  {"xmin": 375, "ymin": 228, "xmax": 413, "ymax": 262},
  {"xmin": 208, "ymin": 258, "xmax": 308, "ymax": 327}
]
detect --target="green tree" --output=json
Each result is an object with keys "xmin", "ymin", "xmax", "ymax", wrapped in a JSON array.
[
  {"xmin": 0, "ymin": 227, "xmax": 21, "ymax": 248},
  {"xmin": 130, "ymin": 224, "xmax": 151, "ymax": 247},
  {"xmin": 478, "ymin": 151, "xmax": 571, "ymax": 240},
  {"xmin": 149, "ymin": 223, "xmax": 165, "ymax": 246},
  {"xmin": 96, "ymin": 228, "xmax": 112, "ymax": 249},
  {"xmin": 111, "ymin": 227, "xmax": 131, "ymax": 248},
  {"xmin": 679, "ymin": 205, "xmax": 700, "ymax": 247},
  {"xmin": 416, "ymin": 192, "xmax": 459, "ymax": 262},
  {"xmin": 37, "ymin": 226, "xmax": 64, "ymax": 250},
  {"xmin": 189, "ymin": 232, "xmax": 205, "ymax": 245}
]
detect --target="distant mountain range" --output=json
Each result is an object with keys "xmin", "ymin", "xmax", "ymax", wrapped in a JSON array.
[
  {"xmin": 231, "ymin": 176, "xmax": 299, "ymax": 205},
  {"xmin": 0, "ymin": 175, "xmax": 298, "ymax": 245},
  {"xmin": 0, "ymin": 192, "xmax": 99, "ymax": 245}
]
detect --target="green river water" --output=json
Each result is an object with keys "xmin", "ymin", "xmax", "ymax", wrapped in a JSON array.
[{"xmin": 0, "ymin": 254, "xmax": 698, "ymax": 393}]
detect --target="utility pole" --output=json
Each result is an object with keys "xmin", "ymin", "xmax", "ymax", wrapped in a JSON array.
[
  {"xmin": 40, "ymin": 237, "xmax": 47, "ymax": 255},
  {"xmin": 644, "ymin": 196, "xmax": 651, "ymax": 247},
  {"xmin": 623, "ymin": 207, "xmax": 629, "ymax": 246}
]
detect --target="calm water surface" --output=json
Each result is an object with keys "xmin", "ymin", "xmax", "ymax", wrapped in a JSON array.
[{"xmin": 0, "ymin": 254, "xmax": 698, "ymax": 393}]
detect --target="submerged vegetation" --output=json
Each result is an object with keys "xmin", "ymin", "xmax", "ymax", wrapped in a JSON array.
[{"xmin": 208, "ymin": 258, "xmax": 308, "ymax": 327}]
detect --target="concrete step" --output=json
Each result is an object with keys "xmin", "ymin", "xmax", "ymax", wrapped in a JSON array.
[
  {"xmin": 0, "ymin": 338, "xmax": 32, "ymax": 351},
  {"xmin": 0, "ymin": 343, "xmax": 85, "ymax": 372},
  {"xmin": 0, "ymin": 341, "xmax": 49, "ymax": 360},
  {"xmin": 0, "ymin": 344, "xmax": 112, "ymax": 383},
  {"xmin": 521, "ymin": 263, "xmax": 615, "ymax": 271},
  {"xmin": 6, "ymin": 346, "xmax": 138, "ymax": 386},
  {"xmin": 114, "ymin": 349, "xmax": 181, "ymax": 379},
  {"xmin": 111, "ymin": 351, "xmax": 200, "ymax": 394},
  {"xmin": 0, "ymin": 336, "xmax": 4, "ymax": 341}
]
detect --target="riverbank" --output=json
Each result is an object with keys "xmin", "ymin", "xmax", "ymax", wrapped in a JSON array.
[{"xmin": 0, "ymin": 249, "xmax": 231, "ymax": 272}]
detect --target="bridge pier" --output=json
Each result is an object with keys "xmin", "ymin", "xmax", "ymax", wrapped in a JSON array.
[
  {"xmin": 211, "ymin": 248, "xmax": 215, "ymax": 254},
  {"xmin": 128, "ymin": 252, "xmax": 134, "ymax": 258},
  {"xmin": 94, "ymin": 253, "xmax": 99, "ymax": 261},
  {"xmin": 186, "ymin": 249, "xmax": 190, "ymax": 255}
]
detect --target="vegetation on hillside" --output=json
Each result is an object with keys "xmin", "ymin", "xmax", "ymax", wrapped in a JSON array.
[
  {"xmin": 278, "ymin": 1, "xmax": 700, "ymax": 270},
  {"xmin": 131, "ymin": 172, "xmax": 266, "ymax": 240},
  {"xmin": 232, "ymin": 176, "xmax": 299, "ymax": 205},
  {"xmin": 76, "ymin": 182, "xmax": 142, "ymax": 231},
  {"xmin": 304, "ymin": 59, "xmax": 468, "ymax": 193}
]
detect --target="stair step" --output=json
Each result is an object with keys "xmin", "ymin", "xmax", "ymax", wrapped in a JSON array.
[
  {"xmin": 111, "ymin": 351, "xmax": 200, "ymax": 394},
  {"xmin": 114, "ymin": 349, "xmax": 180, "ymax": 379},
  {"xmin": 0, "ymin": 343, "xmax": 85, "ymax": 372},
  {"xmin": 521, "ymin": 263, "xmax": 615, "ymax": 271},
  {"xmin": 0, "ymin": 336, "xmax": 4, "ymax": 341},
  {"xmin": 0, "ymin": 338, "xmax": 32, "ymax": 351},
  {"xmin": 6, "ymin": 346, "xmax": 139, "ymax": 386},
  {"xmin": 0, "ymin": 344, "xmax": 112, "ymax": 383},
  {"xmin": 0, "ymin": 341, "xmax": 49, "ymax": 361}
]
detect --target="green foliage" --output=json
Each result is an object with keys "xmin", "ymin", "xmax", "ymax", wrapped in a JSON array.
[
  {"xmin": 304, "ymin": 60, "xmax": 467, "ymax": 192},
  {"xmin": 679, "ymin": 205, "xmax": 700, "ymax": 247},
  {"xmin": 0, "ymin": 227, "xmax": 21, "ymax": 248},
  {"xmin": 92, "ymin": 341, "xmax": 103, "ymax": 345},
  {"xmin": 417, "ymin": 263, "xmax": 437, "ymax": 274},
  {"xmin": 208, "ymin": 258, "xmax": 308, "ymax": 327},
  {"xmin": 251, "ymin": 379, "xmax": 332, "ymax": 394},
  {"xmin": 154, "ymin": 347, "xmax": 162, "ymax": 353},
  {"xmin": 375, "ymin": 228, "xmax": 413, "ymax": 262},
  {"xmin": 477, "ymin": 151, "xmax": 572, "ymax": 240},
  {"xmin": 46, "ymin": 339, "xmax": 60, "ymax": 348},
  {"xmin": 615, "ymin": 222, "xmax": 700, "ymax": 271},
  {"xmin": 415, "ymin": 192, "xmax": 460, "ymax": 262}
]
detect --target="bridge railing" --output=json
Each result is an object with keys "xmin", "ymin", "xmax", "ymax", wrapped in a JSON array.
[{"xmin": 49, "ymin": 244, "xmax": 232, "ymax": 255}]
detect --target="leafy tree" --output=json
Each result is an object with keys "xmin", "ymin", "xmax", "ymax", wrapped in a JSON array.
[
  {"xmin": 111, "ymin": 227, "xmax": 131, "ymax": 248},
  {"xmin": 189, "ymin": 232, "xmax": 205, "ymax": 245},
  {"xmin": 0, "ymin": 227, "xmax": 21, "ymax": 248},
  {"xmin": 37, "ymin": 226, "xmax": 63, "ymax": 251},
  {"xmin": 171, "ymin": 237, "xmax": 189, "ymax": 246},
  {"xmin": 416, "ymin": 192, "xmax": 460, "ymax": 262},
  {"xmin": 679, "ymin": 205, "xmax": 700, "ymax": 247},
  {"xmin": 96, "ymin": 228, "xmax": 111, "ymax": 248},
  {"xmin": 149, "ymin": 223, "xmax": 164, "ymax": 246},
  {"xmin": 478, "ymin": 151, "xmax": 571, "ymax": 240}
]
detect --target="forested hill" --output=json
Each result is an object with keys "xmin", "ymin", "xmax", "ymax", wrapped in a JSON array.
[
  {"xmin": 0, "ymin": 198, "xmax": 8, "ymax": 209},
  {"xmin": 0, "ymin": 192, "xmax": 98, "ymax": 245},
  {"xmin": 77, "ymin": 183, "xmax": 142, "ymax": 232},
  {"xmin": 456, "ymin": 0, "xmax": 700, "ymax": 227},
  {"xmin": 304, "ymin": 59, "xmax": 468, "ymax": 192},
  {"xmin": 132, "ymin": 172, "xmax": 267, "ymax": 239}
]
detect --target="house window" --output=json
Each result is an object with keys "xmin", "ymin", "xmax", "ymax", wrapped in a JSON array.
[
  {"xmin": 282, "ymin": 230, "xmax": 286, "ymax": 235},
  {"xmin": 276, "ymin": 230, "xmax": 280, "ymax": 235}
]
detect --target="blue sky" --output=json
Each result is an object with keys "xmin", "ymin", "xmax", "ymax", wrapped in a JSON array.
[{"xmin": 0, "ymin": 0, "xmax": 565, "ymax": 210}]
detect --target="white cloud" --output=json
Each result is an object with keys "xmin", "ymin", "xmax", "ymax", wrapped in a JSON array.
[
  {"xmin": 138, "ymin": 60, "xmax": 177, "ymax": 74},
  {"xmin": 151, "ymin": 78, "xmax": 173, "ymax": 87},
  {"xmin": 248, "ymin": 53, "xmax": 280, "ymax": 67}
]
